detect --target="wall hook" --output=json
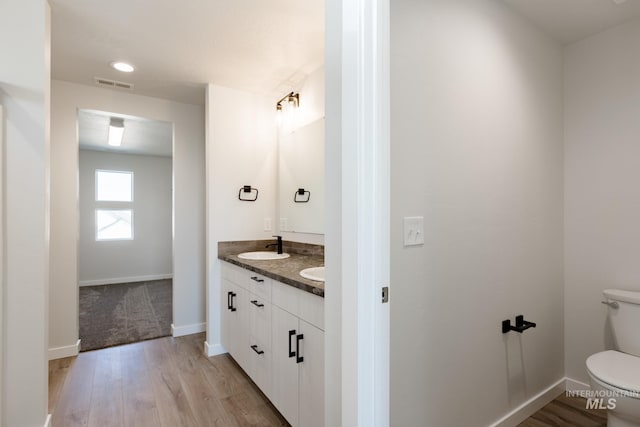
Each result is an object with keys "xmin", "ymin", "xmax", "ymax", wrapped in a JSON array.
[{"xmin": 502, "ymin": 315, "xmax": 537, "ymax": 334}]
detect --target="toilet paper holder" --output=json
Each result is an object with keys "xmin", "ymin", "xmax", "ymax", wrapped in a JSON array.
[{"xmin": 502, "ymin": 315, "xmax": 536, "ymax": 334}]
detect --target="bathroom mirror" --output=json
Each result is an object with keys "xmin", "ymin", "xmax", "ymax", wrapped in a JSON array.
[{"xmin": 278, "ymin": 117, "xmax": 325, "ymax": 235}]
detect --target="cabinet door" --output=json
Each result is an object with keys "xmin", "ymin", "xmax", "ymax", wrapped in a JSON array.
[
  {"xmin": 298, "ymin": 320, "xmax": 324, "ymax": 427},
  {"xmin": 271, "ymin": 305, "xmax": 300, "ymax": 426},
  {"xmin": 221, "ymin": 279, "xmax": 248, "ymax": 370}
]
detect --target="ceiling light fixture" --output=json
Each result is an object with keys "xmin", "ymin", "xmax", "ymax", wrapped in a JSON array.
[
  {"xmin": 276, "ymin": 92, "xmax": 300, "ymax": 110},
  {"xmin": 110, "ymin": 61, "xmax": 135, "ymax": 73},
  {"xmin": 108, "ymin": 118, "xmax": 125, "ymax": 147}
]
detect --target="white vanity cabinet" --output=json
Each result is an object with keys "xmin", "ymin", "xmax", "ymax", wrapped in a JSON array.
[{"xmin": 220, "ymin": 261, "xmax": 324, "ymax": 427}]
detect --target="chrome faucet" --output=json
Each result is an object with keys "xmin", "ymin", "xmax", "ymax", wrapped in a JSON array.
[{"xmin": 265, "ymin": 235, "xmax": 283, "ymax": 254}]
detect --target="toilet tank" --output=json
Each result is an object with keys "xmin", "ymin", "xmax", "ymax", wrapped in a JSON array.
[{"xmin": 603, "ymin": 289, "xmax": 640, "ymax": 357}]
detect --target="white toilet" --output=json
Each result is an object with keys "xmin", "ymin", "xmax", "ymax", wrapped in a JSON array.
[{"xmin": 587, "ymin": 289, "xmax": 640, "ymax": 427}]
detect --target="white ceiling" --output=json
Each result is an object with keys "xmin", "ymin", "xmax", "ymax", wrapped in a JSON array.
[
  {"xmin": 50, "ymin": 0, "xmax": 324, "ymax": 105},
  {"xmin": 503, "ymin": 0, "xmax": 640, "ymax": 44},
  {"xmin": 51, "ymin": 0, "xmax": 640, "ymax": 106},
  {"xmin": 78, "ymin": 109, "xmax": 173, "ymax": 157}
]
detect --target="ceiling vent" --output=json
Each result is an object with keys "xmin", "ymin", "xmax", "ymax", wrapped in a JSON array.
[{"xmin": 94, "ymin": 77, "xmax": 134, "ymax": 90}]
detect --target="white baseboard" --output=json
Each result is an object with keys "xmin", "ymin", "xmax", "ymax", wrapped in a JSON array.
[
  {"xmin": 44, "ymin": 414, "xmax": 51, "ymax": 427},
  {"xmin": 48, "ymin": 339, "xmax": 81, "ymax": 360},
  {"xmin": 171, "ymin": 322, "xmax": 206, "ymax": 337},
  {"xmin": 79, "ymin": 274, "xmax": 172, "ymax": 287},
  {"xmin": 565, "ymin": 377, "xmax": 591, "ymax": 392},
  {"xmin": 204, "ymin": 340, "xmax": 226, "ymax": 357},
  {"xmin": 489, "ymin": 378, "xmax": 566, "ymax": 427}
]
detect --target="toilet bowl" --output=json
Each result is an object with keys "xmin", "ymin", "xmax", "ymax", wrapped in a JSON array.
[
  {"xmin": 587, "ymin": 350, "xmax": 640, "ymax": 427},
  {"xmin": 587, "ymin": 289, "xmax": 640, "ymax": 427}
]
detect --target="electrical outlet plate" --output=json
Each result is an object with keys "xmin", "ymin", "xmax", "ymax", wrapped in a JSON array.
[
  {"xmin": 264, "ymin": 218, "xmax": 272, "ymax": 232},
  {"xmin": 403, "ymin": 216, "xmax": 424, "ymax": 246}
]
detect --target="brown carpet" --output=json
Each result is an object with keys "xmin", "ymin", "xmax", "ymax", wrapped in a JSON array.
[{"xmin": 79, "ymin": 279, "xmax": 172, "ymax": 351}]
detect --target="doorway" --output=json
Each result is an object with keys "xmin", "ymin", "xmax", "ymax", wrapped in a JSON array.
[{"xmin": 77, "ymin": 109, "xmax": 174, "ymax": 351}]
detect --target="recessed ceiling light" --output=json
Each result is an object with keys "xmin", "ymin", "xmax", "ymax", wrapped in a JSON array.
[{"xmin": 110, "ymin": 61, "xmax": 135, "ymax": 73}]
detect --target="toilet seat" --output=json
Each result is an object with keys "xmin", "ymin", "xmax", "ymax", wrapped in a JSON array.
[{"xmin": 587, "ymin": 350, "xmax": 640, "ymax": 395}]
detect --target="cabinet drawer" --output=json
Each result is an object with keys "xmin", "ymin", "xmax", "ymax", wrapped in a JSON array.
[
  {"xmin": 245, "ymin": 272, "xmax": 272, "ymax": 302},
  {"xmin": 272, "ymin": 280, "xmax": 324, "ymax": 331},
  {"xmin": 221, "ymin": 262, "xmax": 272, "ymax": 301},
  {"xmin": 247, "ymin": 339, "xmax": 271, "ymax": 398}
]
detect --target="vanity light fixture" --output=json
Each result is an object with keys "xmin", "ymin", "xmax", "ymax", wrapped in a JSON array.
[
  {"xmin": 276, "ymin": 92, "xmax": 300, "ymax": 110},
  {"xmin": 108, "ymin": 118, "xmax": 125, "ymax": 147},
  {"xmin": 110, "ymin": 61, "xmax": 135, "ymax": 73}
]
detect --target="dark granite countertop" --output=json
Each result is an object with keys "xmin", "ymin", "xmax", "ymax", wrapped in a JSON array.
[{"xmin": 218, "ymin": 240, "xmax": 325, "ymax": 297}]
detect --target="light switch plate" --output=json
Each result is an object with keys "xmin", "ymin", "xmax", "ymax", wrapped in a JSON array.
[
  {"xmin": 264, "ymin": 218, "xmax": 272, "ymax": 232},
  {"xmin": 280, "ymin": 218, "xmax": 288, "ymax": 232},
  {"xmin": 403, "ymin": 216, "xmax": 424, "ymax": 246}
]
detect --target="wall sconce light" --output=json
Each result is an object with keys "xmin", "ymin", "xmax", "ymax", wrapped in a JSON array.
[
  {"xmin": 108, "ymin": 117, "xmax": 125, "ymax": 147},
  {"xmin": 276, "ymin": 92, "xmax": 300, "ymax": 111}
]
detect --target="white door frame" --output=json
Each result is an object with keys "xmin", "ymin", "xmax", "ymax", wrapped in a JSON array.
[
  {"xmin": 325, "ymin": 0, "xmax": 390, "ymax": 425},
  {"xmin": 0, "ymin": 104, "xmax": 4, "ymax": 426}
]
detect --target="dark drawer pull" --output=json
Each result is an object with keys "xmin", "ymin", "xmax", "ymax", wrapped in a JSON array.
[
  {"xmin": 250, "ymin": 345, "xmax": 264, "ymax": 355},
  {"xmin": 251, "ymin": 276, "xmax": 265, "ymax": 283},
  {"xmin": 288, "ymin": 330, "xmax": 296, "ymax": 358},
  {"xmin": 250, "ymin": 300, "xmax": 264, "ymax": 308},
  {"xmin": 296, "ymin": 334, "xmax": 304, "ymax": 364}
]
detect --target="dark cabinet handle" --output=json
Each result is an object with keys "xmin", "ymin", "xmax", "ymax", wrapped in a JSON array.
[
  {"xmin": 250, "ymin": 300, "xmax": 264, "ymax": 308},
  {"xmin": 251, "ymin": 276, "xmax": 265, "ymax": 283},
  {"xmin": 296, "ymin": 334, "xmax": 304, "ymax": 364},
  {"xmin": 250, "ymin": 345, "xmax": 264, "ymax": 355},
  {"xmin": 288, "ymin": 330, "xmax": 296, "ymax": 358},
  {"xmin": 227, "ymin": 291, "xmax": 232, "ymax": 310},
  {"xmin": 230, "ymin": 292, "xmax": 237, "ymax": 312}
]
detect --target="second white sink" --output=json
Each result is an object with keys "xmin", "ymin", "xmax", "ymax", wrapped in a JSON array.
[
  {"xmin": 300, "ymin": 266, "xmax": 325, "ymax": 282},
  {"xmin": 238, "ymin": 251, "xmax": 290, "ymax": 260}
]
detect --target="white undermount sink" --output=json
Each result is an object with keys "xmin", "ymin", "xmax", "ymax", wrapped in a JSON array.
[
  {"xmin": 300, "ymin": 266, "xmax": 325, "ymax": 282},
  {"xmin": 237, "ymin": 251, "xmax": 291, "ymax": 260}
]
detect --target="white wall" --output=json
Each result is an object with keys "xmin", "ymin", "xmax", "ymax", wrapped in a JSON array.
[
  {"xmin": 279, "ymin": 66, "xmax": 326, "ymax": 245},
  {"xmin": 390, "ymin": 1, "xmax": 565, "ymax": 425},
  {"xmin": 0, "ymin": 1, "xmax": 50, "ymax": 425},
  {"xmin": 50, "ymin": 80, "xmax": 205, "ymax": 356},
  {"xmin": 78, "ymin": 150, "xmax": 172, "ymax": 285},
  {"xmin": 324, "ymin": 0, "xmax": 342, "ymax": 423},
  {"xmin": 564, "ymin": 18, "xmax": 640, "ymax": 384},
  {"xmin": 204, "ymin": 84, "xmax": 277, "ymax": 354}
]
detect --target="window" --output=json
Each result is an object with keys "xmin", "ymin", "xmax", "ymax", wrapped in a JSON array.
[
  {"xmin": 96, "ymin": 170, "xmax": 133, "ymax": 201},
  {"xmin": 96, "ymin": 209, "xmax": 133, "ymax": 240},
  {"xmin": 95, "ymin": 170, "xmax": 134, "ymax": 241}
]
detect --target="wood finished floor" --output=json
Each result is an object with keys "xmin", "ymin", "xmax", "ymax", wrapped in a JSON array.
[
  {"xmin": 49, "ymin": 333, "xmax": 289, "ymax": 427},
  {"xmin": 519, "ymin": 394, "xmax": 608, "ymax": 427}
]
